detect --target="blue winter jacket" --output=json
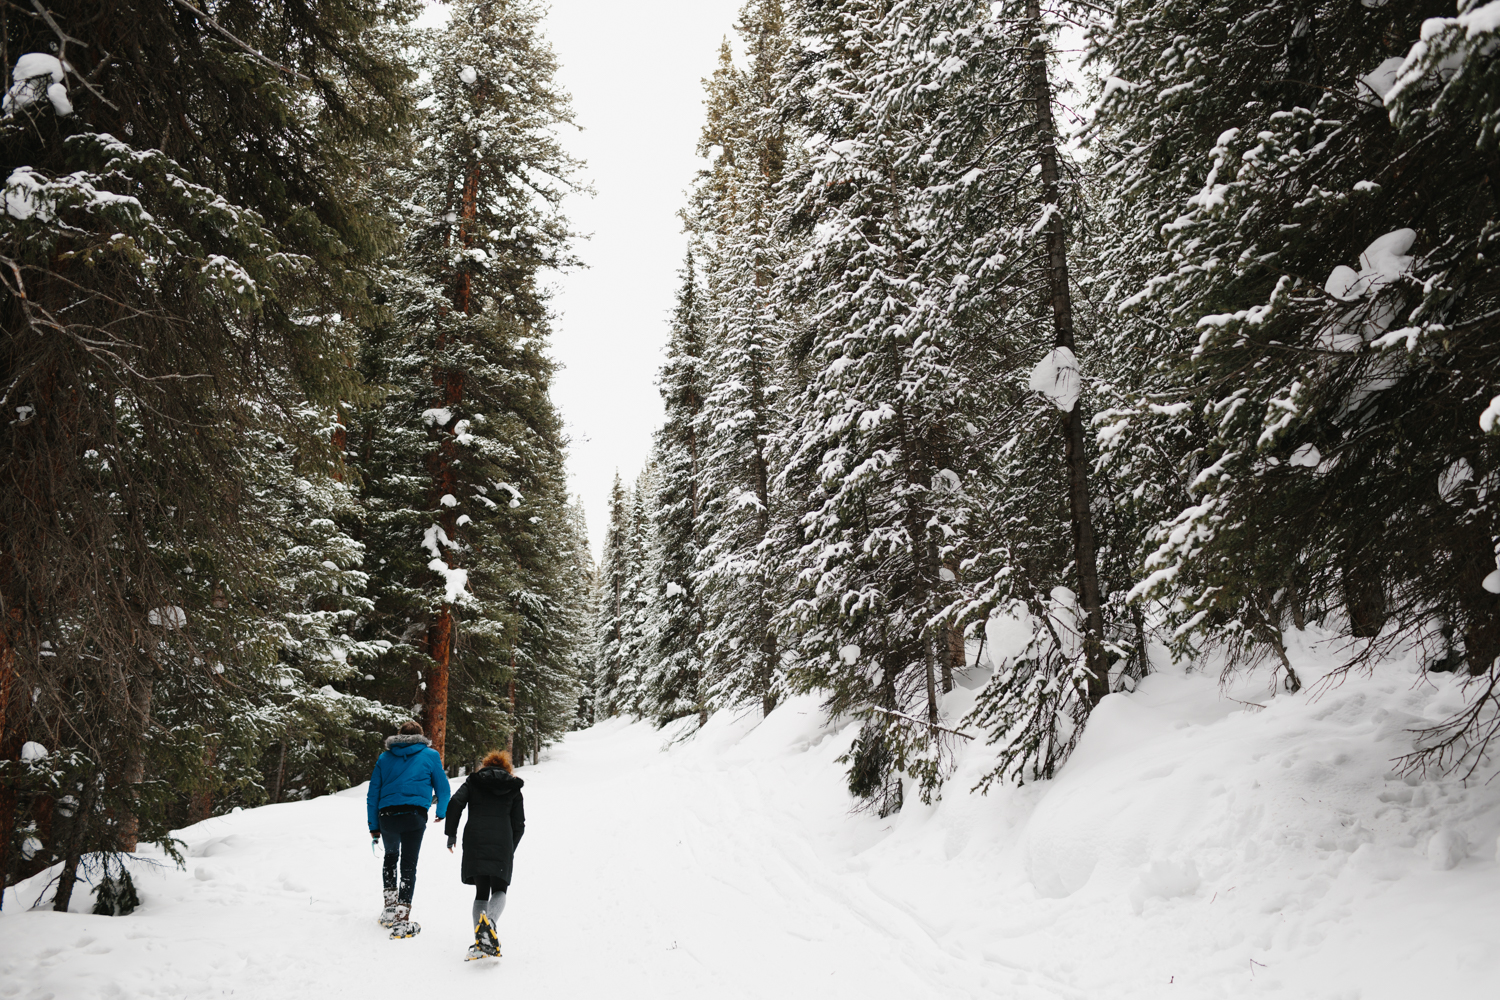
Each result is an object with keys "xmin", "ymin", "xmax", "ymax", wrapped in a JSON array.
[{"xmin": 366, "ymin": 736, "xmax": 452, "ymax": 833}]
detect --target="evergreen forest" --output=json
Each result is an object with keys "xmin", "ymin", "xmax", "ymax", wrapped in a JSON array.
[{"xmin": 3, "ymin": 0, "xmax": 1499, "ymax": 915}]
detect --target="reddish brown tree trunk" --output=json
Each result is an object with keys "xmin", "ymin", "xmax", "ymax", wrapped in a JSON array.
[
  {"xmin": 424, "ymin": 610, "xmax": 452, "ymax": 762},
  {"xmin": 420, "ymin": 159, "xmax": 481, "ymax": 765}
]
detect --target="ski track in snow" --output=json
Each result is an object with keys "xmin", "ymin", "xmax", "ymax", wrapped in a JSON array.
[{"xmin": 3, "ymin": 630, "xmax": 1500, "ymax": 999}]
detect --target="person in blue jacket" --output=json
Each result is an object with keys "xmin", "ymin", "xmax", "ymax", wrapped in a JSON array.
[{"xmin": 367, "ymin": 719, "xmax": 450, "ymax": 939}]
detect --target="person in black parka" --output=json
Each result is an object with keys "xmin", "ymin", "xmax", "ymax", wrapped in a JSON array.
[{"xmin": 445, "ymin": 749, "xmax": 524, "ymax": 958}]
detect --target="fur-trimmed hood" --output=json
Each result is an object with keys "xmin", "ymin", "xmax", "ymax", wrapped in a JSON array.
[
  {"xmin": 384, "ymin": 733, "xmax": 432, "ymax": 750},
  {"xmin": 467, "ymin": 765, "xmax": 524, "ymax": 795}
]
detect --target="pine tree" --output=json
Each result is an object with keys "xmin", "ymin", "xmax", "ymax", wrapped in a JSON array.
[
  {"xmin": 1092, "ymin": 0, "xmax": 1500, "ymax": 769},
  {"xmin": 690, "ymin": 0, "xmax": 795, "ymax": 720},
  {"xmin": 592, "ymin": 473, "xmax": 631, "ymax": 717},
  {"xmin": 610, "ymin": 464, "xmax": 659, "ymax": 718},
  {"xmin": 561, "ymin": 498, "xmax": 599, "ymax": 729},
  {"xmin": 883, "ymin": 0, "xmax": 1115, "ymax": 785},
  {"xmin": 0, "ymin": 0, "xmax": 416, "ymax": 906},
  {"xmin": 352, "ymin": 0, "xmax": 578, "ymax": 765},
  {"xmin": 774, "ymin": 0, "xmax": 964, "ymax": 811},
  {"xmin": 643, "ymin": 257, "xmax": 711, "ymax": 726}
]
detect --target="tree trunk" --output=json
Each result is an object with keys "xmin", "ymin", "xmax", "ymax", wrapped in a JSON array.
[
  {"xmin": 52, "ymin": 779, "xmax": 97, "ymax": 913},
  {"xmin": 0, "ymin": 618, "xmax": 15, "ymax": 909},
  {"xmin": 186, "ymin": 743, "xmax": 216, "ymax": 826},
  {"xmin": 269, "ymin": 738, "xmax": 287, "ymax": 805},
  {"xmin": 752, "ymin": 404, "xmax": 778, "ymax": 719},
  {"xmin": 1130, "ymin": 600, "xmax": 1150, "ymax": 683},
  {"xmin": 424, "ymin": 609, "xmax": 452, "ymax": 761},
  {"xmin": 923, "ymin": 635, "xmax": 939, "ymax": 728},
  {"xmin": 116, "ymin": 667, "xmax": 154, "ymax": 853},
  {"xmin": 507, "ymin": 675, "xmax": 517, "ymax": 758},
  {"xmin": 1027, "ymin": 0, "xmax": 1110, "ymax": 708},
  {"xmin": 944, "ymin": 621, "xmax": 962, "ymax": 694},
  {"xmin": 760, "ymin": 631, "xmax": 778, "ymax": 718},
  {"xmin": 1342, "ymin": 563, "xmax": 1387, "ymax": 639},
  {"xmin": 420, "ymin": 156, "xmax": 482, "ymax": 760}
]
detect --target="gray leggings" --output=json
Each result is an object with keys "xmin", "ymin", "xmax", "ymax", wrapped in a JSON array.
[{"xmin": 470, "ymin": 876, "xmax": 508, "ymax": 928}]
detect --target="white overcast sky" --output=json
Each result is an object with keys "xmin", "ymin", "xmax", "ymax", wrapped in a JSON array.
[
  {"xmin": 422, "ymin": 0, "xmax": 743, "ymax": 557},
  {"xmin": 541, "ymin": 0, "xmax": 742, "ymax": 558}
]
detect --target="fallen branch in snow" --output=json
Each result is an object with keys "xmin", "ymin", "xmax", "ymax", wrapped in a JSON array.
[{"xmin": 867, "ymin": 705, "xmax": 976, "ymax": 741}]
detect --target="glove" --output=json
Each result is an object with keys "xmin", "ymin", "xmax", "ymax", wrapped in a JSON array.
[
  {"xmin": 370, "ymin": 830, "xmax": 379, "ymax": 839},
  {"xmin": 447, "ymin": 835, "xmax": 456, "ymax": 850}
]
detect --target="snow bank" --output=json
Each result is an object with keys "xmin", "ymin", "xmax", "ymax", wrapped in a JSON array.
[{"xmin": 660, "ymin": 629, "xmax": 1500, "ymax": 998}]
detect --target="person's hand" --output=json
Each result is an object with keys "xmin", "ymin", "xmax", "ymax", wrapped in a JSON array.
[
  {"xmin": 447, "ymin": 835, "xmax": 456, "ymax": 852},
  {"xmin": 433, "ymin": 814, "xmax": 443, "ymax": 824},
  {"xmin": 370, "ymin": 831, "xmax": 379, "ymax": 840}
]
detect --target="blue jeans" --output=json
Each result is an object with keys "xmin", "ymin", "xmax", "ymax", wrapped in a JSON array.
[{"xmin": 379, "ymin": 809, "xmax": 426, "ymax": 905}]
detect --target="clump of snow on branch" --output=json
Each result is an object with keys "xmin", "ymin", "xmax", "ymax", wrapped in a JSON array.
[
  {"xmin": 148, "ymin": 606, "xmax": 187, "ymax": 629},
  {"xmin": 421, "ymin": 523, "xmax": 471, "ymax": 604},
  {"xmin": 1437, "ymin": 459, "xmax": 1473, "ymax": 502},
  {"xmin": 3, "ymin": 53, "xmax": 71, "ymax": 117},
  {"xmin": 1028, "ymin": 346, "xmax": 1080, "ymax": 411},
  {"xmin": 1356, "ymin": 57, "xmax": 1407, "ymax": 104},
  {"xmin": 1321, "ymin": 229, "xmax": 1415, "ymax": 350},
  {"xmin": 1289, "ymin": 443, "xmax": 1321, "ymax": 468},
  {"xmin": 1480, "ymin": 394, "xmax": 1500, "ymax": 433}
]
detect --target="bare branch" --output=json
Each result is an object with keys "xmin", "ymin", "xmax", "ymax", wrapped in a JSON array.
[
  {"xmin": 867, "ymin": 704, "xmax": 976, "ymax": 740},
  {"xmin": 168, "ymin": 0, "xmax": 312, "ymax": 83},
  {"xmin": 27, "ymin": 0, "xmax": 120, "ymax": 111}
]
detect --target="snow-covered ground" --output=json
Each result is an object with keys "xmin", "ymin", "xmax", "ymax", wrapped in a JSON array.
[{"xmin": 3, "ymin": 631, "xmax": 1498, "ymax": 999}]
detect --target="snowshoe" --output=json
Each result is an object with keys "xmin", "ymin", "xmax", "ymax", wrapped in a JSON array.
[
  {"xmin": 465, "ymin": 944, "xmax": 491, "ymax": 962},
  {"xmin": 472, "ymin": 913, "xmax": 500, "ymax": 958},
  {"xmin": 377, "ymin": 889, "xmax": 399, "ymax": 927}
]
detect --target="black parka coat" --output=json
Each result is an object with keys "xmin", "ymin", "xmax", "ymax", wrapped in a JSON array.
[{"xmin": 444, "ymin": 765, "xmax": 525, "ymax": 886}]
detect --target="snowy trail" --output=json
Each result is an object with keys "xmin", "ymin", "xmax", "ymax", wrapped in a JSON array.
[
  {"xmin": 5, "ymin": 642, "xmax": 1500, "ymax": 1000},
  {"xmin": 0, "ymin": 712, "xmax": 1069, "ymax": 1000}
]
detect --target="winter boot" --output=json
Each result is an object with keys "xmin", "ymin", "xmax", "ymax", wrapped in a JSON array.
[
  {"xmin": 389, "ymin": 903, "xmax": 421, "ymax": 939},
  {"xmin": 377, "ymin": 889, "xmax": 399, "ymax": 927}
]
